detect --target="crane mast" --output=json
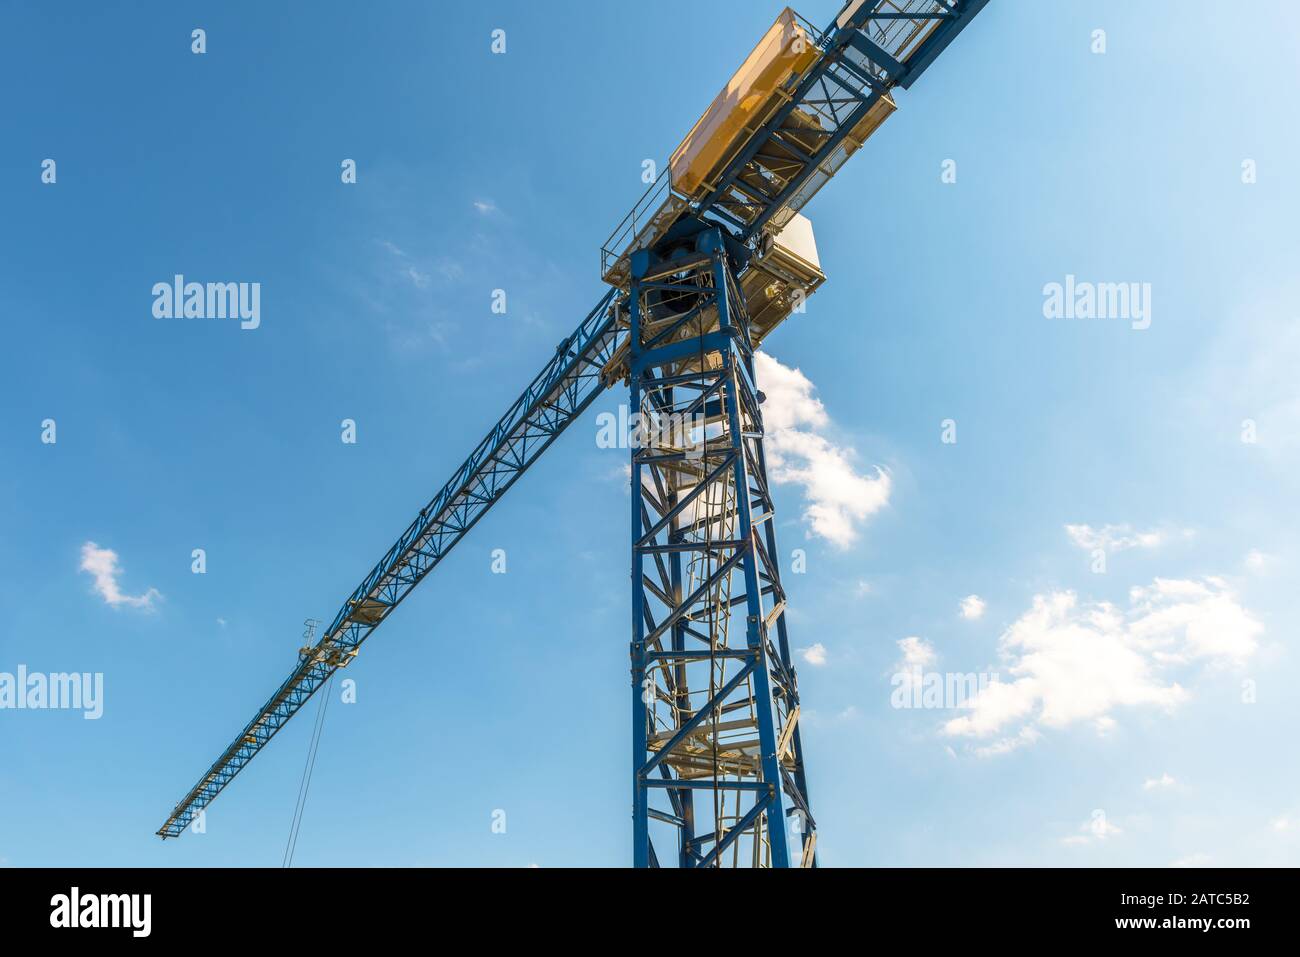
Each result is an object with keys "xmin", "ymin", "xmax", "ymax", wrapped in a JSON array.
[{"xmin": 157, "ymin": 0, "xmax": 990, "ymax": 866}]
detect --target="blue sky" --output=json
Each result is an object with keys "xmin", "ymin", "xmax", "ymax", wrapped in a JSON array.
[{"xmin": 2, "ymin": 0, "xmax": 1298, "ymax": 867}]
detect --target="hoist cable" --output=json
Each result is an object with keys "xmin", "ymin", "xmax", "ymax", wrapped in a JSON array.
[{"xmin": 282, "ymin": 672, "xmax": 334, "ymax": 867}]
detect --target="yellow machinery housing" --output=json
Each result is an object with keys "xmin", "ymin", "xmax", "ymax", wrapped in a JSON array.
[{"xmin": 668, "ymin": 8, "xmax": 819, "ymax": 200}]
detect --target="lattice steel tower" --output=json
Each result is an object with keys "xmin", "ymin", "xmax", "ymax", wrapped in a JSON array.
[{"xmin": 628, "ymin": 226, "xmax": 814, "ymax": 867}]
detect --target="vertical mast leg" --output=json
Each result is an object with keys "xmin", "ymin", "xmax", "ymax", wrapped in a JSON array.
[{"xmin": 629, "ymin": 225, "xmax": 816, "ymax": 868}]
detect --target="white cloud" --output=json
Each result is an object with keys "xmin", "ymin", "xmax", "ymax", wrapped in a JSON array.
[
  {"xmin": 1062, "ymin": 812, "xmax": 1122, "ymax": 846},
  {"xmin": 895, "ymin": 636, "xmax": 936, "ymax": 671},
  {"xmin": 473, "ymin": 199, "xmax": 498, "ymax": 215},
  {"xmin": 890, "ymin": 635, "xmax": 936, "ymax": 699},
  {"xmin": 1271, "ymin": 816, "xmax": 1297, "ymax": 832},
  {"xmin": 1143, "ymin": 773, "xmax": 1177, "ymax": 791},
  {"xmin": 799, "ymin": 642, "xmax": 828, "ymax": 667},
  {"xmin": 959, "ymin": 594, "xmax": 986, "ymax": 620},
  {"xmin": 1245, "ymin": 549, "xmax": 1270, "ymax": 572},
  {"xmin": 944, "ymin": 578, "xmax": 1260, "ymax": 750},
  {"xmin": 79, "ymin": 542, "xmax": 160, "ymax": 610},
  {"xmin": 1064, "ymin": 523, "xmax": 1189, "ymax": 553},
  {"xmin": 1171, "ymin": 852, "xmax": 1211, "ymax": 867},
  {"xmin": 1127, "ymin": 577, "xmax": 1261, "ymax": 665},
  {"xmin": 854, "ymin": 580, "xmax": 872, "ymax": 598},
  {"xmin": 753, "ymin": 352, "xmax": 890, "ymax": 549}
]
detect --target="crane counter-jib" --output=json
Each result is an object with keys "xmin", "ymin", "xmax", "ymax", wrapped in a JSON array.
[{"xmin": 600, "ymin": 0, "xmax": 966, "ymax": 289}]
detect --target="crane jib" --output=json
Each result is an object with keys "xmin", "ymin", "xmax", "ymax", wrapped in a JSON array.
[{"xmin": 156, "ymin": 291, "xmax": 620, "ymax": 838}]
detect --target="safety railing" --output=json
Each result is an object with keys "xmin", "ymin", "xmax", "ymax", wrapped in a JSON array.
[{"xmin": 600, "ymin": 164, "xmax": 686, "ymax": 285}]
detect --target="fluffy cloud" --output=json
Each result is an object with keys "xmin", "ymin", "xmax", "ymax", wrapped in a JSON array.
[
  {"xmin": 754, "ymin": 352, "xmax": 890, "ymax": 549},
  {"xmin": 1064, "ymin": 523, "xmax": 1189, "ymax": 553},
  {"xmin": 944, "ymin": 578, "xmax": 1260, "ymax": 749},
  {"xmin": 799, "ymin": 643, "xmax": 828, "ymax": 667},
  {"xmin": 1127, "ymin": 578, "xmax": 1260, "ymax": 665},
  {"xmin": 79, "ymin": 542, "xmax": 161, "ymax": 610},
  {"xmin": 1062, "ymin": 812, "xmax": 1122, "ymax": 846},
  {"xmin": 895, "ymin": 636, "xmax": 936, "ymax": 671},
  {"xmin": 891, "ymin": 636, "xmax": 936, "ymax": 697},
  {"xmin": 959, "ymin": 594, "xmax": 986, "ymax": 620}
]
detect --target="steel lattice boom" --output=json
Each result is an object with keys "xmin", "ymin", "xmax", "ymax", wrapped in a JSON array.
[
  {"xmin": 156, "ymin": 0, "xmax": 989, "ymax": 857},
  {"xmin": 156, "ymin": 292, "xmax": 620, "ymax": 837}
]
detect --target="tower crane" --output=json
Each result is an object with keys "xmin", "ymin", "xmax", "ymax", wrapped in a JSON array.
[{"xmin": 157, "ymin": 0, "xmax": 989, "ymax": 868}]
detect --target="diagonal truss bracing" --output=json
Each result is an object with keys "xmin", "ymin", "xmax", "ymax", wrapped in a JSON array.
[{"xmin": 629, "ymin": 229, "xmax": 814, "ymax": 867}]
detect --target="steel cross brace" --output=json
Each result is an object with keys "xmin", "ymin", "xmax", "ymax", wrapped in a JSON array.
[{"xmin": 628, "ymin": 228, "xmax": 814, "ymax": 868}]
